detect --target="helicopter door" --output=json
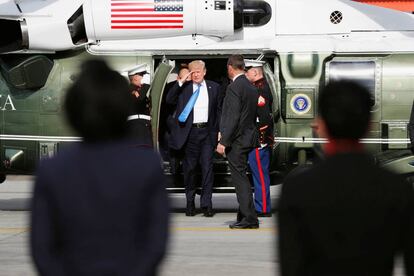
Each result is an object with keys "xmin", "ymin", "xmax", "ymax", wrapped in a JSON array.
[
  {"xmin": 263, "ymin": 61, "xmax": 280, "ymax": 120},
  {"xmin": 150, "ymin": 59, "xmax": 174, "ymax": 149}
]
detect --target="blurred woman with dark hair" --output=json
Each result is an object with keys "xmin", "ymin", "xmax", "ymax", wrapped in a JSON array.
[{"xmin": 30, "ymin": 60, "xmax": 169, "ymax": 276}]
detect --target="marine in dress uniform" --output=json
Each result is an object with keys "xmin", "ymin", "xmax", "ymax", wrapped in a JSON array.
[
  {"xmin": 127, "ymin": 64, "xmax": 152, "ymax": 146},
  {"xmin": 245, "ymin": 60, "xmax": 274, "ymax": 217}
]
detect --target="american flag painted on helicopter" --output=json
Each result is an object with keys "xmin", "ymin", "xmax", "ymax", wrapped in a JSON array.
[{"xmin": 110, "ymin": 0, "xmax": 184, "ymax": 29}]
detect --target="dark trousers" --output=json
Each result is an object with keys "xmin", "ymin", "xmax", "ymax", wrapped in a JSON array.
[
  {"xmin": 226, "ymin": 144, "xmax": 258, "ymax": 224},
  {"xmin": 127, "ymin": 119, "xmax": 153, "ymax": 147},
  {"xmin": 183, "ymin": 127, "xmax": 214, "ymax": 209}
]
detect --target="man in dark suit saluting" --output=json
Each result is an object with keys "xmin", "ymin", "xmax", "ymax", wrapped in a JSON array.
[
  {"xmin": 217, "ymin": 54, "xmax": 260, "ymax": 229},
  {"xmin": 166, "ymin": 60, "xmax": 221, "ymax": 217}
]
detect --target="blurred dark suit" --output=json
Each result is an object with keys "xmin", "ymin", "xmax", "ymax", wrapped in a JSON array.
[
  {"xmin": 278, "ymin": 152, "xmax": 414, "ymax": 276},
  {"xmin": 31, "ymin": 141, "xmax": 168, "ymax": 276}
]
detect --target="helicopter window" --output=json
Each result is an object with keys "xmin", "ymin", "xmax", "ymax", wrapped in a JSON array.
[
  {"xmin": 242, "ymin": 0, "xmax": 272, "ymax": 27},
  {"xmin": 67, "ymin": 6, "xmax": 87, "ymax": 45},
  {"xmin": 327, "ymin": 61, "xmax": 376, "ymax": 106}
]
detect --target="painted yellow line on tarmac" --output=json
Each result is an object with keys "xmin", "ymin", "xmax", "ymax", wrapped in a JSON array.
[
  {"xmin": 0, "ymin": 228, "xmax": 28, "ymax": 234},
  {"xmin": 173, "ymin": 227, "xmax": 275, "ymax": 232},
  {"xmin": 0, "ymin": 227, "xmax": 275, "ymax": 233}
]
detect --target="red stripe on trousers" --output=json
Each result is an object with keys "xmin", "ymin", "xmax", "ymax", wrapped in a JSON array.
[{"xmin": 255, "ymin": 148, "xmax": 267, "ymax": 213}]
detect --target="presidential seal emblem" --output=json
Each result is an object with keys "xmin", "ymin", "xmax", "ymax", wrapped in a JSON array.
[{"xmin": 290, "ymin": 94, "xmax": 311, "ymax": 115}]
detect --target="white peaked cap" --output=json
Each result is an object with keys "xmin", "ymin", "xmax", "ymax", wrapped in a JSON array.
[
  {"xmin": 244, "ymin": 59, "xmax": 265, "ymax": 69},
  {"xmin": 127, "ymin": 63, "xmax": 148, "ymax": 76}
]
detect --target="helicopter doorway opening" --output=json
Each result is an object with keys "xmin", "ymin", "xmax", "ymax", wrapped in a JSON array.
[
  {"xmin": 154, "ymin": 57, "xmax": 229, "ymax": 190},
  {"xmin": 153, "ymin": 56, "xmax": 277, "ymax": 190}
]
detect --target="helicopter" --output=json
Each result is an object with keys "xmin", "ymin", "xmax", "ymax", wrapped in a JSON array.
[{"xmin": 1, "ymin": 0, "xmax": 414, "ymax": 189}]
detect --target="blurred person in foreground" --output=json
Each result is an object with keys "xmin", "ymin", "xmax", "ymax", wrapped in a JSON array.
[
  {"xmin": 278, "ymin": 80, "xmax": 414, "ymax": 276},
  {"xmin": 30, "ymin": 60, "xmax": 169, "ymax": 276}
]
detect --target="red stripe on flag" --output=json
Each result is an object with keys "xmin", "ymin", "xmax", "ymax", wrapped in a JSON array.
[
  {"xmin": 112, "ymin": 19, "xmax": 183, "ymax": 23},
  {"xmin": 111, "ymin": 3, "xmax": 153, "ymax": 6},
  {"xmin": 111, "ymin": 25, "xmax": 183, "ymax": 29},
  {"xmin": 111, "ymin": 14, "xmax": 183, "ymax": 17},
  {"xmin": 111, "ymin": 8, "xmax": 154, "ymax": 12}
]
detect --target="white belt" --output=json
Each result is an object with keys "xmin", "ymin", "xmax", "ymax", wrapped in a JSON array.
[{"xmin": 127, "ymin": 114, "xmax": 151, "ymax": 121}]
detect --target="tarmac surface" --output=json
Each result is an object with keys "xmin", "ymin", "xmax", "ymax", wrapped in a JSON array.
[
  {"xmin": 0, "ymin": 176, "xmax": 406, "ymax": 276},
  {"xmin": 0, "ymin": 176, "xmax": 278, "ymax": 276}
]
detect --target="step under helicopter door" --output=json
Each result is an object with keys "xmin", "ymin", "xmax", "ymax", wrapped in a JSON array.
[{"xmin": 150, "ymin": 59, "xmax": 174, "ymax": 149}]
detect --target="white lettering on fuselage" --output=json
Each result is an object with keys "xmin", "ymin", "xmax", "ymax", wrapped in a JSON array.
[{"xmin": 0, "ymin": 95, "xmax": 16, "ymax": 111}]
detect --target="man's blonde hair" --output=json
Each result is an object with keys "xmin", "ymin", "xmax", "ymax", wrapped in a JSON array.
[{"xmin": 188, "ymin": 60, "xmax": 206, "ymax": 71}]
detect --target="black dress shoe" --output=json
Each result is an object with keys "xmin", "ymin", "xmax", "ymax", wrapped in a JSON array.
[
  {"xmin": 186, "ymin": 201, "xmax": 196, "ymax": 216},
  {"xmin": 202, "ymin": 207, "xmax": 215, "ymax": 217},
  {"xmin": 256, "ymin": 212, "xmax": 272, "ymax": 217},
  {"xmin": 229, "ymin": 221, "xmax": 259, "ymax": 229},
  {"xmin": 236, "ymin": 212, "xmax": 244, "ymax": 223},
  {"xmin": 185, "ymin": 208, "xmax": 196, "ymax": 216}
]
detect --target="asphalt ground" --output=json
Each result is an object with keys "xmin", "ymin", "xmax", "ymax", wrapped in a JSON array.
[
  {"xmin": 0, "ymin": 176, "xmax": 406, "ymax": 276},
  {"xmin": 0, "ymin": 176, "xmax": 278, "ymax": 276}
]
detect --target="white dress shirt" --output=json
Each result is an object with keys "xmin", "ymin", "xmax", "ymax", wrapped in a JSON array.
[{"xmin": 192, "ymin": 80, "xmax": 209, "ymax": 123}]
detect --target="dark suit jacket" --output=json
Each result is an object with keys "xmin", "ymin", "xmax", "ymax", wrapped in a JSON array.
[
  {"xmin": 166, "ymin": 80, "xmax": 221, "ymax": 150},
  {"xmin": 278, "ymin": 152, "xmax": 414, "ymax": 276},
  {"xmin": 31, "ymin": 141, "xmax": 169, "ymax": 276},
  {"xmin": 220, "ymin": 74, "xmax": 259, "ymax": 148}
]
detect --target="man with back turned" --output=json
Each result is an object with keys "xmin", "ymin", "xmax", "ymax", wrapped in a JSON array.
[
  {"xmin": 31, "ymin": 60, "xmax": 169, "ymax": 276},
  {"xmin": 278, "ymin": 80, "xmax": 414, "ymax": 276},
  {"xmin": 217, "ymin": 54, "xmax": 260, "ymax": 229}
]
